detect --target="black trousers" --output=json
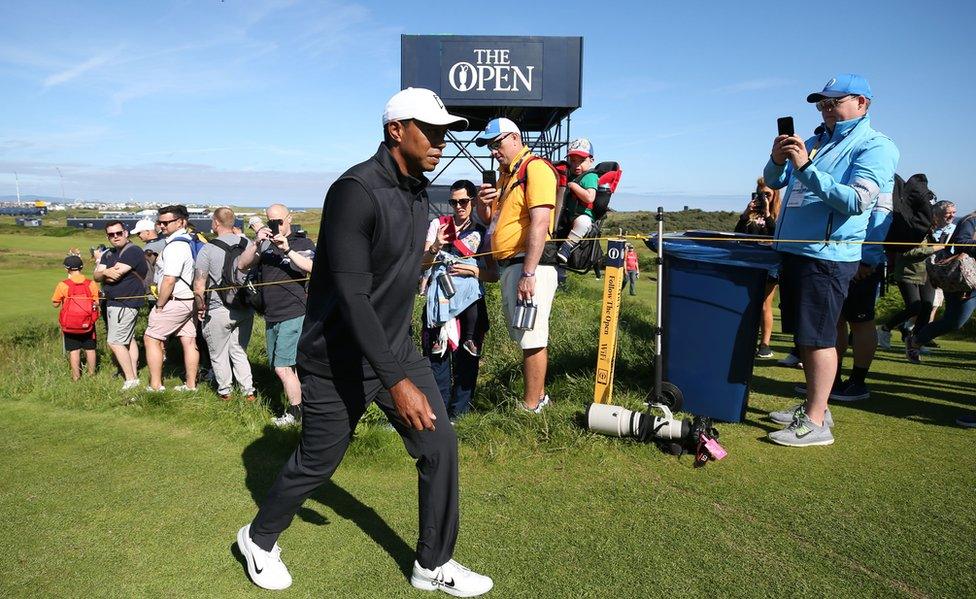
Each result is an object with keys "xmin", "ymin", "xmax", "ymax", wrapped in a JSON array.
[
  {"xmin": 250, "ymin": 359, "xmax": 459, "ymax": 569},
  {"xmin": 884, "ymin": 280, "xmax": 935, "ymax": 333}
]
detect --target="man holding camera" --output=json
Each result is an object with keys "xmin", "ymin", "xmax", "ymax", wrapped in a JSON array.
[
  {"xmin": 764, "ymin": 74, "xmax": 898, "ymax": 447},
  {"xmin": 475, "ymin": 117, "xmax": 558, "ymax": 413},
  {"xmin": 93, "ymin": 220, "xmax": 149, "ymax": 390},
  {"xmin": 235, "ymin": 88, "xmax": 492, "ymax": 596},
  {"xmin": 237, "ymin": 204, "xmax": 314, "ymax": 425}
]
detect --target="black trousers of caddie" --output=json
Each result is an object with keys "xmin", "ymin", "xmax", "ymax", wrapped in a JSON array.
[{"xmin": 249, "ymin": 359, "xmax": 459, "ymax": 569}]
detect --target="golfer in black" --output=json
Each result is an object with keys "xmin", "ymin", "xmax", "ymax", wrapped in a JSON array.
[{"xmin": 236, "ymin": 88, "xmax": 494, "ymax": 597}]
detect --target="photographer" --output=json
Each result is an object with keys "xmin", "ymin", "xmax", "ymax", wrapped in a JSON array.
[
  {"xmin": 735, "ymin": 178, "xmax": 779, "ymax": 358},
  {"xmin": 236, "ymin": 204, "xmax": 314, "ymax": 426},
  {"xmin": 763, "ymin": 74, "xmax": 898, "ymax": 447},
  {"xmin": 93, "ymin": 220, "xmax": 148, "ymax": 390}
]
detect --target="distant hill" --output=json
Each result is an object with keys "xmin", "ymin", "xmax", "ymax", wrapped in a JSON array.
[{"xmin": 605, "ymin": 208, "xmax": 740, "ymax": 236}]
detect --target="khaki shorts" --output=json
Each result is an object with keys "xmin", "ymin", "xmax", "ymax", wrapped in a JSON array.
[
  {"xmin": 145, "ymin": 299, "xmax": 196, "ymax": 341},
  {"xmin": 106, "ymin": 306, "xmax": 139, "ymax": 346},
  {"xmin": 501, "ymin": 264, "xmax": 557, "ymax": 350}
]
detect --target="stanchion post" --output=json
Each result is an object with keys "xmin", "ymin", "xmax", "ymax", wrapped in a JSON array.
[
  {"xmin": 593, "ymin": 238, "xmax": 626, "ymax": 404},
  {"xmin": 653, "ymin": 207, "xmax": 664, "ymax": 406}
]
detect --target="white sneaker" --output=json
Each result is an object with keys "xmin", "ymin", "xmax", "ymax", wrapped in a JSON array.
[
  {"xmin": 272, "ymin": 412, "xmax": 298, "ymax": 427},
  {"xmin": 410, "ymin": 559, "xmax": 493, "ymax": 597},
  {"xmin": 146, "ymin": 385, "xmax": 165, "ymax": 392},
  {"xmin": 236, "ymin": 525, "xmax": 292, "ymax": 590},
  {"xmin": 173, "ymin": 384, "xmax": 197, "ymax": 392},
  {"xmin": 519, "ymin": 394, "xmax": 550, "ymax": 414},
  {"xmin": 877, "ymin": 327, "xmax": 892, "ymax": 350},
  {"xmin": 121, "ymin": 379, "xmax": 140, "ymax": 391}
]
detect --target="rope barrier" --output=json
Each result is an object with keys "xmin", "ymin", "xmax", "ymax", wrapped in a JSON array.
[{"xmin": 51, "ymin": 231, "xmax": 976, "ymax": 302}]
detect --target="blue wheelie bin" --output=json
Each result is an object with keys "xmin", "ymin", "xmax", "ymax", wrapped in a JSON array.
[{"xmin": 647, "ymin": 231, "xmax": 781, "ymax": 422}]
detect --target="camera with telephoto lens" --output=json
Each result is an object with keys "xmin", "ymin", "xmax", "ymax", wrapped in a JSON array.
[{"xmin": 586, "ymin": 402, "xmax": 691, "ymax": 442}]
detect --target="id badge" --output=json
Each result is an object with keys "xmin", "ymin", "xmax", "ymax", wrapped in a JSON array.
[{"xmin": 786, "ymin": 181, "xmax": 807, "ymax": 207}]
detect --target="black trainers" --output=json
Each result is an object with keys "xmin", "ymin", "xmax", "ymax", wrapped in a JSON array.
[
  {"xmin": 830, "ymin": 379, "xmax": 870, "ymax": 402},
  {"xmin": 956, "ymin": 412, "xmax": 976, "ymax": 428},
  {"xmin": 756, "ymin": 344, "xmax": 774, "ymax": 359}
]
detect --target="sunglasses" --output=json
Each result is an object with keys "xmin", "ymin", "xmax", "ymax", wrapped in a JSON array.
[
  {"xmin": 106, "ymin": 230, "xmax": 126, "ymax": 238},
  {"xmin": 815, "ymin": 95, "xmax": 857, "ymax": 111},
  {"xmin": 487, "ymin": 133, "xmax": 512, "ymax": 151},
  {"xmin": 157, "ymin": 218, "xmax": 179, "ymax": 226},
  {"xmin": 449, "ymin": 198, "xmax": 472, "ymax": 207}
]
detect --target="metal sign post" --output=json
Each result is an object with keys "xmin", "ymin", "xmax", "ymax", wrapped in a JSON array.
[{"xmin": 593, "ymin": 238, "xmax": 626, "ymax": 404}]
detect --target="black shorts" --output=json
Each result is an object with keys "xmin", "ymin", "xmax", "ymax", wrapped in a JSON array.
[
  {"xmin": 778, "ymin": 253, "xmax": 859, "ymax": 348},
  {"xmin": 63, "ymin": 331, "xmax": 97, "ymax": 351},
  {"xmin": 842, "ymin": 268, "xmax": 883, "ymax": 323}
]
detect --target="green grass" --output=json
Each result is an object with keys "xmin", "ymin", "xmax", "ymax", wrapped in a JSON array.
[{"xmin": 1, "ymin": 228, "xmax": 974, "ymax": 597}]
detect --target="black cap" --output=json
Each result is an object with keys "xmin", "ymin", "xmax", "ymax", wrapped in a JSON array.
[{"xmin": 63, "ymin": 255, "xmax": 84, "ymax": 270}]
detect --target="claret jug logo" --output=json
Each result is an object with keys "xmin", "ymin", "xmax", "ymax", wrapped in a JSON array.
[
  {"xmin": 448, "ymin": 49, "xmax": 535, "ymax": 93},
  {"xmin": 439, "ymin": 41, "xmax": 543, "ymax": 100}
]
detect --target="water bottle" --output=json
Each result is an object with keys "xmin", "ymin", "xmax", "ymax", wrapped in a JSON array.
[{"xmin": 436, "ymin": 272, "xmax": 456, "ymax": 298}]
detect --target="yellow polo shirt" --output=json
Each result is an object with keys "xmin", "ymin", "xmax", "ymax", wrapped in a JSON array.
[{"xmin": 490, "ymin": 146, "xmax": 557, "ymax": 260}]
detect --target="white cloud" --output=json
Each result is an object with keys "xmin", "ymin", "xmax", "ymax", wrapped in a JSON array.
[{"xmin": 42, "ymin": 48, "xmax": 121, "ymax": 87}]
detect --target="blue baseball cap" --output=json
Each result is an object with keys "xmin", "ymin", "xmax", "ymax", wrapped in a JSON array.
[
  {"xmin": 474, "ymin": 117, "xmax": 520, "ymax": 147},
  {"xmin": 807, "ymin": 74, "xmax": 873, "ymax": 103}
]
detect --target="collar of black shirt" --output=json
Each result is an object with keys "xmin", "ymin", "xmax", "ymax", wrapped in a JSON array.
[{"xmin": 375, "ymin": 143, "xmax": 429, "ymax": 196}]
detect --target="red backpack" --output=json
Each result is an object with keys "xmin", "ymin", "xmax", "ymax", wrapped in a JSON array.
[{"xmin": 59, "ymin": 278, "xmax": 99, "ymax": 334}]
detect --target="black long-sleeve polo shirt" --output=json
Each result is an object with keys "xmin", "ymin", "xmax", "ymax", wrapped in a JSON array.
[{"xmin": 297, "ymin": 143, "xmax": 429, "ymax": 388}]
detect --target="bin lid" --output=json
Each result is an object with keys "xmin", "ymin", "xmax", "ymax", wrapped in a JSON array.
[{"xmin": 646, "ymin": 230, "xmax": 782, "ymax": 272}]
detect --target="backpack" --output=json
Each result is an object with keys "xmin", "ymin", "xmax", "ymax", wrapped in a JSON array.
[
  {"xmin": 59, "ymin": 278, "xmax": 99, "ymax": 334},
  {"xmin": 885, "ymin": 173, "xmax": 935, "ymax": 251},
  {"xmin": 208, "ymin": 238, "xmax": 254, "ymax": 309},
  {"xmin": 582, "ymin": 161, "xmax": 623, "ymax": 221},
  {"xmin": 555, "ymin": 161, "xmax": 623, "ymax": 236},
  {"xmin": 168, "ymin": 233, "xmax": 207, "ymax": 260},
  {"xmin": 513, "ymin": 156, "xmax": 619, "ymax": 274},
  {"xmin": 563, "ymin": 221, "xmax": 606, "ymax": 274},
  {"xmin": 167, "ymin": 233, "xmax": 207, "ymax": 288}
]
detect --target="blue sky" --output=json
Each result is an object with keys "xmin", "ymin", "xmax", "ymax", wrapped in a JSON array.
[{"xmin": 1, "ymin": 0, "xmax": 973, "ymax": 214}]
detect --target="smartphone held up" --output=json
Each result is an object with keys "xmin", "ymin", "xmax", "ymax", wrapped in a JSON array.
[{"xmin": 777, "ymin": 116, "xmax": 794, "ymax": 137}]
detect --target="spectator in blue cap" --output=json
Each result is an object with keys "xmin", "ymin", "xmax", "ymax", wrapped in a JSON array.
[{"xmin": 764, "ymin": 73, "xmax": 899, "ymax": 447}]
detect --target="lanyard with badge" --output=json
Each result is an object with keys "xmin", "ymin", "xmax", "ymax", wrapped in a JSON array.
[
  {"xmin": 485, "ymin": 157, "xmax": 525, "ymax": 237},
  {"xmin": 785, "ymin": 133, "xmax": 825, "ymax": 208}
]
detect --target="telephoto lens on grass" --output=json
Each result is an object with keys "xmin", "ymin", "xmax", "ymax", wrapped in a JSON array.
[{"xmin": 586, "ymin": 403, "xmax": 690, "ymax": 442}]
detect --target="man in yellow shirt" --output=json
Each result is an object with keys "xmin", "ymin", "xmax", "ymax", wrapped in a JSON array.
[{"xmin": 475, "ymin": 117, "xmax": 557, "ymax": 413}]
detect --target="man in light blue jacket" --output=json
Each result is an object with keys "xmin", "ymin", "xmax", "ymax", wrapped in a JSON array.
[{"xmin": 764, "ymin": 74, "xmax": 899, "ymax": 447}]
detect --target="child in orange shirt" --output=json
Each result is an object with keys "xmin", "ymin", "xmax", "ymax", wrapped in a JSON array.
[{"xmin": 52, "ymin": 255, "xmax": 100, "ymax": 380}]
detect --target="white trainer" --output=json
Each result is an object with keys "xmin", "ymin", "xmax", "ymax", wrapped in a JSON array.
[
  {"xmin": 272, "ymin": 412, "xmax": 298, "ymax": 427},
  {"xmin": 237, "ymin": 525, "xmax": 292, "ymax": 590},
  {"xmin": 411, "ymin": 559, "xmax": 493, "ymax": 597},
  {"xmin": 121, "ymin": 379, "xmax": 140, "ymax": 391}
]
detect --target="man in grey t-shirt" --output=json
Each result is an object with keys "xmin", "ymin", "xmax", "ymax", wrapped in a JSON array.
[{"xmin": 193, "ymin": 207, "xmax": 255, "ymax": 401}]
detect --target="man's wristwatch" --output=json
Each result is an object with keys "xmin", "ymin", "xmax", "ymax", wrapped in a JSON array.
[{"xmin": 521, "ymin": 271, "xmax": 535, "ymax": 278}]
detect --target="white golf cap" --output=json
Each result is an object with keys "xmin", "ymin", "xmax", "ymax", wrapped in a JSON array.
[
  {"xmin": 131, "ymin": 219, "xmax": 155, "ymax": 235},
  {"xmin": 474, "ymin": 117, "xmax": 520, "ymax": 147},
  {"xmin": 382, "ymin": 87, "xmax": 468, "ymax": 131}
]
